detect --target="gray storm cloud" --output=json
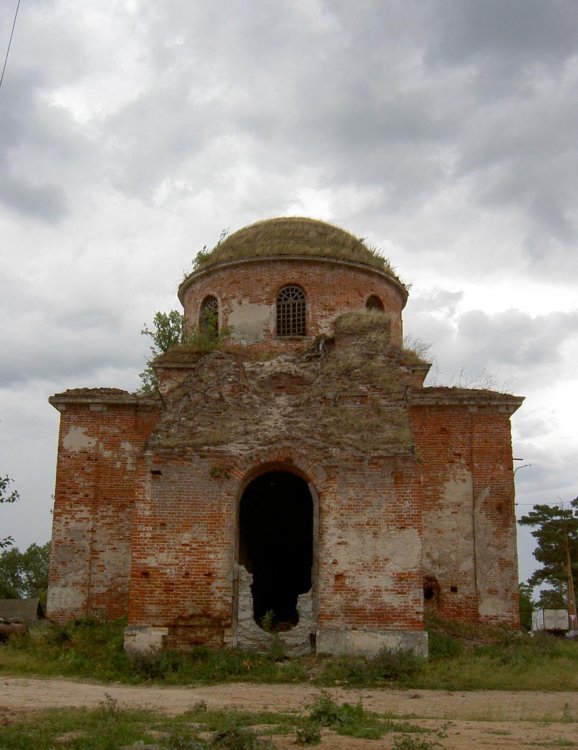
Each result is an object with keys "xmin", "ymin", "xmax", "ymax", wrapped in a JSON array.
[{"xmin": 0, "ymin": 1, "xmax": 576, "ymax": 581}]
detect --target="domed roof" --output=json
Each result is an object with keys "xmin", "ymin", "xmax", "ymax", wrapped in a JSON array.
[{"xmin": 190, "ymin": 217, "xmax": 397, "ymax": 275}]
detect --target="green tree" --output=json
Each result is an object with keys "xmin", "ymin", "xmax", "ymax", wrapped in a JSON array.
[
  {"xmin": 519, "ymin": 498, "xmax": 578, "ymax": 615},
  {"xmin": 139, "ymin": 308, "xmax": 229, "ymax": 393},
  {"xmin": 139, "ymin": 310, "xmax": 186, "ymax": 393},
  {"xmin": 0, "ymin": 542, "xmax": 51, "ymax": 605},
  {"xmin": 0, "ymin": 475, "xmax": 19, "ymax": 550},
  {"xmin": 535, "ymin": 585, "xmax": 566, "ymax": 609},
  {"xmin": 518, "ymin": 582, "xmax": 534, "ymax": 630}
]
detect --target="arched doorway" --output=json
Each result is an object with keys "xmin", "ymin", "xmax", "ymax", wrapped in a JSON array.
[{"xmin": 239, "ymin": 471, "xmax": 313, "ymax": 631}]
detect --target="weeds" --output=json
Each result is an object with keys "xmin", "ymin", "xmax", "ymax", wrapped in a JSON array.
[
  {"xmin": 298, "ymin": 692, "xmax": 424, "ymax": 742},
  {"xmin": 427, "ymin": 631, "xmax": 463, "ymax": 659},
  {"xmin": 392, "ymin": 722, "xmax": 451, "ymax": 750},
  {"xmin": 1, "ymin": 617, "xmax": 578, "ymax": 692},
  {"xmin": 392, "ymin": 735, "xmax": 442, "ymax": 750},
  {"xmin": 166, "ymin": 729, "xmax": 207, "ymax": 749},
  {"xmin": 371, "ymin": 646, "xmax": 423, "ymax": 680},
  {"xmin": 295, "ymin": 720, "xmax": 322, "ymax": 745},
  {"xmin": 0, "ymin": 621, "xmax": 306, "ymax": 684},
  {"xmin": 0, "ymin": 704, "xmax": 280, "ymax": 750},
  {"xmin": 211, "ymin": 726, "xmax": 275, "ymax": 749},
  {"xmin": 0, "ymin": 698, "xmax": 425, "ymax": 750},
  {"xmin": 97, "ymin": 693, "xmax": 120, "ymax": 720},
  {"xmin": 315, "ymin": 647, "xmax": 422, "ymax": 687}
]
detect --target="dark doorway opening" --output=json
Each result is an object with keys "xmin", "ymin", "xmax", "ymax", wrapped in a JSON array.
[
  {"xmin": 239, "ymin": 471, "xmax": 313, "ymax": 630},
  {"xmin": 423, "ymin": 575, "xmax": 440, "ymax": 609},
  {"xmin": 366, "ymin": 295, "xmax": 384, "ymax": 312}
]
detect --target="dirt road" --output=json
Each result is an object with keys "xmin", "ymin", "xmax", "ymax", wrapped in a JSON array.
[{"xmin": 1, "ymin": 677, "xmax": 577, "ymax": 749}]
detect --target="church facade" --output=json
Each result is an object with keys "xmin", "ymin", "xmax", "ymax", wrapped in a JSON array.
[{"xmin": 47, "ymin": 218, "xmax": 522, "ymax": 656}]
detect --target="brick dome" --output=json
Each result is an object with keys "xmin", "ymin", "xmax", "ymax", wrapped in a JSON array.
[
  {"xmin": 178, "ymin": 217, "xmax": 409, "ymax": 350},
  {"xmin": 186, "ymin": 217, "xmax": 397, "ymax": 274}
]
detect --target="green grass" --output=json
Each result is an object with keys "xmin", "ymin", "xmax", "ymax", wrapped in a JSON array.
[
  {"xmin": 1, "ymin": 616, "xmax": 577, "ymax": 692},
  {"xmin": 184, "ymin": 217, "xmax": 401, "ymax": 279},
  {"xmin": 301, "ymin": 692, "xmax": 425, "ymax": 740},
  {"xmin": 416, "ymin": 630, "xmax": 578, "ymax": 692},
  {"xmin": 0, "ymin": 694, "xmax": 435, "ymax": 750},
  {"xmin": 0, "ymin": 618, "xmax": 310, "ymax": 684},
  {"xmin": 0, "ymin": 703, "xmax": 279, "ymax": 750}
]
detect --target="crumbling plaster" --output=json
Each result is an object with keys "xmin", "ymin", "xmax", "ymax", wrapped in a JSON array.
[
  {"xmin": 227, "ymin": 299, "xmax": 272, "ymax": 344},
  {"xmin": 48, "ymin": 220, "xmax": 523, "ymax": 652},
  {"xmin": 423, "ymin": 467, "xmax": 475, "ymax": 587},
  {"xmin": 62, "ymin": 426, "xmax": 96, "ymax": 452},
  {"xmin": 234, "ymin": 565, "xmax": 315, "ymax": 657}
]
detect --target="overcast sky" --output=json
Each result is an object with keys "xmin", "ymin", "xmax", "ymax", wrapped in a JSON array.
[{"xmin": 1, "ymin": 0, "xmax": 577, "ymax": 586}]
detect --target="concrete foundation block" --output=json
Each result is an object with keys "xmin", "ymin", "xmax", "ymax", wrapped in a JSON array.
[
  {"xmin": 124, "ymin": 625, "xmax": 169, "ymax": 654},
  {"xmin": 317, "ymin": 627, "xmax": 428, "ymax": 657}
]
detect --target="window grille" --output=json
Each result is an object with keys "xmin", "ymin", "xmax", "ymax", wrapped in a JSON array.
[
  {"xmin": 276, "ymin": 285, "xmax": 306, "ymax": 337},
  {"xmin": 200, "ymin": 295, "xmax": 219, "ymax": 336}
]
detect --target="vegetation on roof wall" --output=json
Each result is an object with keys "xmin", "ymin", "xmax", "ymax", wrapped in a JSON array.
[
  {"xmin": 187, "ymin": 217, "xmax": 402, "ymax": 279},
  {"xmin": 139, "ymin": 310, "xmax": 230, "ymax": 393}
]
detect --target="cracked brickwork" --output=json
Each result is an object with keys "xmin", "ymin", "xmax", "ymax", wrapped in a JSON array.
[{"xmin": 47, "ymin": 218, "xmax": 523, "ymax": 654}]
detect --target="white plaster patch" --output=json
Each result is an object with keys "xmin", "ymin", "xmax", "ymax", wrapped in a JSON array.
[
  {"xmin": 424, "ymin": 466, "xmax": 474, "ymax": 580},
  {"xmin": 317, "ymin": 627, "xmax": 428, "ymax": 657},
  {"xmin": 62, "ymin": 426, "xmax": 97, "ymax": 452},
  {"xmin": 383, "ymin": 528, "xmax": 421, "ymax": 571},
  {"xmin": 47, "ymin": 583, "xmax": 86, "ymax": 614},
  {"xmin": 234, "ymin": 565, "xmax": 314, "ymax": 656},
  {"xmin": 478, "ymin": 596, "xmax": 506, "ymax": 619},
  {"xmin": 121, "ymin": 441, "xmax": 136, "ymax": 471},
  {"xmin": 229, "ymin": 299, "xmax": 272, "ymax": 344},
  {"xmin": 124, "ymin": 626, "xmax": 169, "ymax": 654}
]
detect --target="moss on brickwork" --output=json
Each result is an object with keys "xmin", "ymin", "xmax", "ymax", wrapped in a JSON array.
[
  {"xmin": 334, "ymin": 309, "xmax": 391, "ymax": 337},
  {"xmin": 147, "ymin": 318, "xmax": 416, "ymax": 457}
]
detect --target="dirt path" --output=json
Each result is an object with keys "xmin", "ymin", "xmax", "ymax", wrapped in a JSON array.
[{"xmin": 1, "ymin": 677, "xmax": 577, "ymax": 749}]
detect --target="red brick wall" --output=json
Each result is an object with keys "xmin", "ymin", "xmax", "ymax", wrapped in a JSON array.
[
  {"xmin": 47, "ymin": 401, "xmax": 159, "ymax": 623},
  {"xmin": 410, "ymin": 403, "xmax": 520, "ymax": 627},
  {"xmin": 470, "ymin": 410, "xmax": 520, "ymax": 625},
  {"xmin": 48, "ymin": 397, "xmax": 520, "ymax": 637},
  {"xmin": 317, "ymin": 458, "xmax": 424, "ymax": 632},
  {"xmin": 48, "ymin": 377, "xmax": 520, "ymax": 648},
  {"xmin": 180, "ymin": 258, "xmax": 406, "ymax": 350},
  {"xmin": 128, "ymin": 454, "xmax": 236, "ymax": 648},
  {"xmin": 123, "ymin": 447, "xmax": 426, "ymax": 646}
]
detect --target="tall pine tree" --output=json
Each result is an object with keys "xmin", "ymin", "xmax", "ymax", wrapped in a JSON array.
[{"xmin": 519, "ymin": 498, "xmax": 578, "ymax": 618}]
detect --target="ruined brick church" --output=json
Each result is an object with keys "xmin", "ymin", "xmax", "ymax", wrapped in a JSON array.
[{"xmin": 48, "ymin": 217, "xmax": 522, "ymax": 656}]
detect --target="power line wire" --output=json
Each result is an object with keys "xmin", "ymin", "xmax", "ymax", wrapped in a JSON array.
[{"xmin": 0, "ymin": 0, "xmax": 22, "ymax": 92}]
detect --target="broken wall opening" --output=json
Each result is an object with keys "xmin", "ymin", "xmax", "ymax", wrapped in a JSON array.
[
  {"xmin": 423, "ymin": 575, "xmax": 440, "ymax": 610},
  {"xmin": 239, "ymin": 471, "xmax": 313, "ymax": 631}
]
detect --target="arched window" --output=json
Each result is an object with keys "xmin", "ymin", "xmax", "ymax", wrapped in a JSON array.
[
  {"xmin": 276, "ymin": 285, "xmax": 306, "ymax": 337},
  {"xmin": 366, "ymin": 295, "xmax": 384, "ymax": 312},
  {"xmin": 200, "ymin": 295, "xmax": 219, "ymax": 337}
]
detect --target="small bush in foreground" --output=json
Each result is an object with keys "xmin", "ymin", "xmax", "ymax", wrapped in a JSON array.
[
  {"xmin": 392, "ymin": 721, "xmax": 451, "ymax": 750},
  {"xmin": 166, "ymin": 729, "xmax": 207, "ymax": 750},
  {"xmin": 295, "ymin": 719, "xmax": 322, "ymax": 745},
  {"xmin": 211, "ymin": 725, "xmax": 275, "ymax": 749},
  {"xmin": 301, "ymin": 692, "xmax": 420, "ymax": 741}
]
